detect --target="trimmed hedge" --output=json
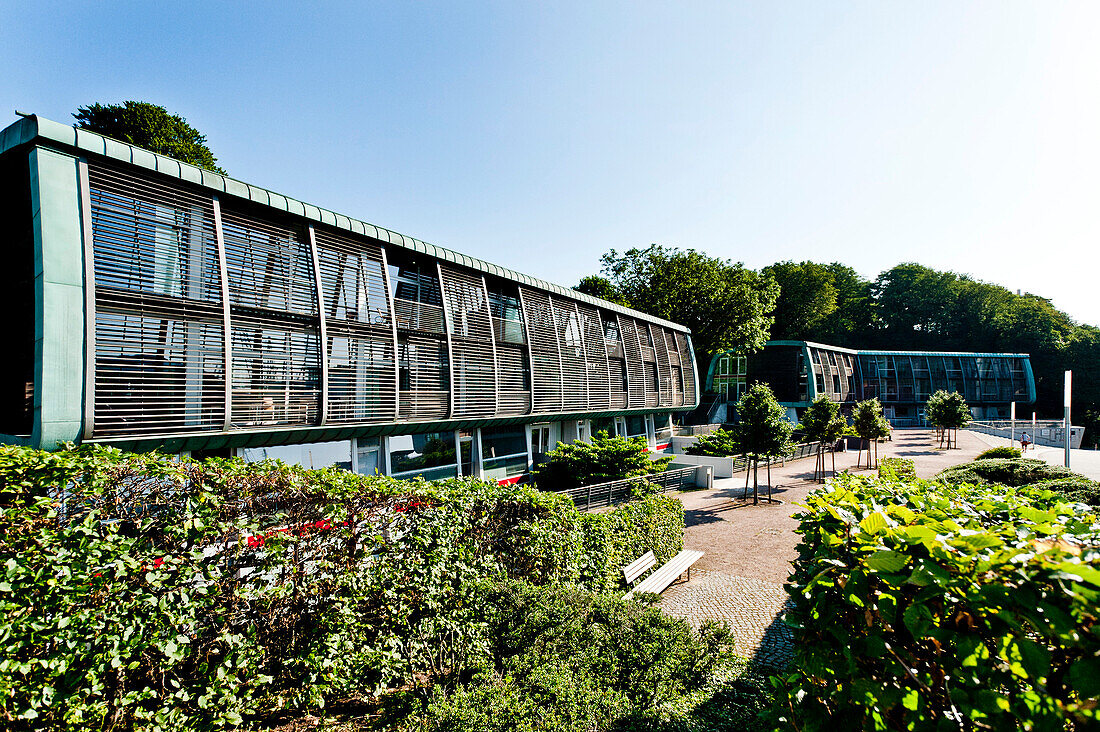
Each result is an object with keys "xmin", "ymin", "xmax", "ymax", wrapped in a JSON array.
[
  {"xmin": 0, "ymin": 444, "xmax": 685, "ymax": 730},
  {"xmin": 877, "ymin": 457, "xmax": 915, "ymax": 481},
  {"xmin": 976, "ymin": 445, "xmax": 1022, "ymax": 460},
  {"xmin": 775, "ymin": 474, "xmax": 1100, "ymax": 730},
  {"xmin": 935, "ymin": 457, "xmax": 1100, "ymax": 506}
]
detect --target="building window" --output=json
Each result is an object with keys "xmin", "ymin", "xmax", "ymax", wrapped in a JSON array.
[
  {"xmin": 647, "ymin": 362, "xmax": 659, "ymax": 391},
  {"xmin": 531, "ymin": 422, "xmax": 553, "ymax": 465},
  {"xmin": 626, "ymin": 415, "xmax": 646, "ymax": 437},
  {"xmin": 355, "ymin": 437, "xmax": 381, "ymax": 475},
  {"xmin": 654, "ymin": 413, "xmax": 672, "ymax": 443},
  {"xmin": 389, "ymin": 432, "xmax": 457, "ymax": 478},
  {"xmin": 611, "ymin": 357, "xmax": 628, "ymax": 391},
  {"xmin": 603, "ymin": 316, "xmax": 620, "ymax": 342},
  {"xmin": 488, "ymin": 285, "xmax": 526, "ymax": 343},
  {"xmin": 480, "ymin": 426, "xmax": 529, "ymax": 479},
  {"xmin": 672, "ymin": 365, "xmax": 684, "ymax": 394},
  {"xmin": 398, "ymin": 337, "xmax": 449, "ymax": 391}
]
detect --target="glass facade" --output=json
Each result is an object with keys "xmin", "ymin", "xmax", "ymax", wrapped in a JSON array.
[{"xmin": 388, "ymin": 431, "xmax": 458, "ymax": 479}]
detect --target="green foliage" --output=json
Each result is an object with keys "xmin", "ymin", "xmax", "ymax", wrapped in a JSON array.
[
  {"xmin": 0, "ymin": 444, "xmax": 685, "ymax": 730},
  {"xmin": 532, "ymin": 432, "xmax": 671, "ymax": 490},
  {"xmin": 935, "ymin": 457, "xmax": 1100, "ymax": 507},
  {"xmin": 574, "ymin": 274, "xmax": 628, "ymax": 306},
  {"xmin": 684, "ymin": 429, "xmax": 740, "ymax": 457},
  {"xmin": 976, "ymin": 445, "xmax": 1023, "ymax": 460},
  {"xmin": 852, "ymin": 398, "xmax": 890, "ymax": 441},
  {"xmin": 409, "ymin": 580, "xmax": 743, "ymax": 732},
  {"xmin": 74, "ymin": 101, "xmax": 225, "ymax": 173},
  {"xmin": 775, "ymin": 474, "xmax": 1100, "ymax": 731},
  {"xmin": 925, "ymin": 389, "xmax": 971, "ymax": 431},
  {"xmin": 598, "ymin": 245, "xmax": 780, "ymax": 359},
  {"xmin": 760, "ymin": 261, "xmax": 838, "ymax": 340},
  {"xmin": 798, "ymin": 396, "xmax": 846, "ymax": 445},
  {"xmin": 877, "ymin": 457, "xmax": 916, "ymax": 481},
  {"xmin": 729, "ymin": 383, "xmax": 794, "ymax": 459}
]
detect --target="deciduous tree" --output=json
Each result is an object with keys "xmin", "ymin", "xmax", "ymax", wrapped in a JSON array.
[{"xmin": 74, "ymin": 101, "xmax": 225, "ymax": 173}]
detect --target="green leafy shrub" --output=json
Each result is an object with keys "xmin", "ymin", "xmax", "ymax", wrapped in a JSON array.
[
  {"xmin": 685, "ymin": 429, "xmax": 740, "ymax": 457},
  {"xmin": 775, "ymin": 474, "xmax": 1100, "ymax": 731},
  {"xmin": 976, "ymin": 445, "xmax": 1022, "ymax": 460},
  {"xmin": 877, "ymin": 457, "xmax": 915, "ymax": 481},
  {"xmin": 410, "ymin": 580, "xmax": 739, "ymax": 732},
  {"xmin": 532, "ymin": 432, "xmax": 671, "ymax": 490},
  {"xmin": 0, "ymin": 444, "xmax": 685, "ymax": 730},
  {"xmin": 935, "ymin": 457, "xmax": 1076, "ymax": 487}
]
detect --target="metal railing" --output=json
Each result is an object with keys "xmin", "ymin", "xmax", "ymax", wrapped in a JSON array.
[
  {"xmin": 968, "ymin": 420, "xmax": 1084, "ymax": 449},
  {"xmin": 560, "ymin": 466, "xmax": 699, "ymax": 511}
]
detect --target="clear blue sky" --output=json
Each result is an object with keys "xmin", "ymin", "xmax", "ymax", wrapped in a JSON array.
[{"xmin": 4, "ymin": 1, "xmax": 1098, "ymax": 326}]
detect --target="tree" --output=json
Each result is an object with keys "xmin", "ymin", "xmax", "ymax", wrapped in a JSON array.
[
  {"xmin": 573, "ymin": 275, "xmax": 628, "ymax": 306},
  {"xmin": 727, "ymin": 383, "xmax": 793, "ymax": 504},
  {"xmin": 799, "ymin": 395, "xmax": 846, "ymax": 481},
  {"xmin": 852, "ymin": 398, "xmax": 890, "ymax": 469},
  {"xmin": 531, "ymin": 432, "xmax": 670, "ymax": 490},
  {"xmin": 925, "ymin": 390, "xmax": 971, "ymax": 449},
  {"xmin": 761, "ymin": 261, "xmax": 838, "ymax": 341},
  {"xmin": 74, "ymin": 101, "xmax": 225, "ymax": 173},
  {"xmin": 872, "ymin": 263, "xmax": 958, "ymax": 347},
  {"xmin": 813, "ymin": 263, "xmax": 876, "ymax": 345},
  {"xmin": 597, "ymin": 245, "xmax": 779, "ymax": 364}
]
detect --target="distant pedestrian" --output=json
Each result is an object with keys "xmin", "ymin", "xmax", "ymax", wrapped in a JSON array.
[{"xmin": 1021, "ymin": 432, "xmax": 1031, "ymax": 451}]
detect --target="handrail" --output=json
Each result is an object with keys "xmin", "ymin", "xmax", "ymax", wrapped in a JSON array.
[{"xmin": 558, "ymin": 466, "xmax": 700, "ymax": 511}]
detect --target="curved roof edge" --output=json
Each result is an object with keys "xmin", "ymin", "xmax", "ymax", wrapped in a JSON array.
[{"xmin": 0, "ymin": 114, "xmax": 690, "ymax": 333}]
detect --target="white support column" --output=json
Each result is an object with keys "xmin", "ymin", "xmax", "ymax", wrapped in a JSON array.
[
  {"xmin": 307, "ymin": 225, "xmax": 329, "ymax": 426},
  {"xmin": 378, "ymin": 247, "xmax": 401, "ymax": 419},
  {"xmin": 212, "ymin": 196, "xmax": 233, "ymax": 431},
  {"xmin": 436, "ymin": 262, "xmax": 456, "ymax": 419}
]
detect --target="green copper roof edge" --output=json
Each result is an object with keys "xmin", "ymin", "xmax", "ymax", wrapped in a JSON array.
[{"xmin": 0, "ymin": 115, "xmax": 691, "ymax": 334}]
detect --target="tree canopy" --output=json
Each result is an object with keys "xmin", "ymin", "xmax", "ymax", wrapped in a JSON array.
[
  {"xmin": 596, "ymin": 245, "xmax": 779, "ymax": 361},
  {"xmin": 761, "ymin": 261, "xmax": 838, "ymax": 340},
  {"xmin": 74, "ymin": 101, "xmax": 225, "ymax": 173},
  {"xmin": 800, "ymin": 395, "xmax": 846, "ymax": 445},
  {"xmin": 728, "ymin": 383, "xmax": 794, "ymax": 459},
  {"xmin": 573, "ymin": 275, "xmax": 627, "ymax": 306}
]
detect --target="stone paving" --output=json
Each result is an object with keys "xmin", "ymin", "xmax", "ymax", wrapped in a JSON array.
[
  {"xmin": 659, "ymin": 569, "xmax": 794, "ymax": 668},
  {"xmin": 656, "ymin": 429, "xmax": 994, "ymax": 668}
]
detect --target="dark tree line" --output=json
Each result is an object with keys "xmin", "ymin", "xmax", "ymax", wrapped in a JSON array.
[{"xmin": 580, "ymin": 254, "xmax": 1100, "ymax": 447}]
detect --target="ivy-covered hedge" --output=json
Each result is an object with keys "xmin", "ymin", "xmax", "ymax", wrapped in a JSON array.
[
  {"xmin": 775, "ymin": 474, "xmax": 1100, "ymax": 730},
  {"xmin": 0, "ymin": 445, "xmax": 685, "ymax": 730}
]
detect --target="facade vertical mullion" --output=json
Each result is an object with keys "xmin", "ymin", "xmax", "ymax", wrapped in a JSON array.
[
  {"xmin": 212, "ymin": 195, "xmax": 233, "ymax": 432},
  {"xmin": 480, "ymin": 275, "xmax": 500, "ymax": 416},
  {"xmin": 658, "ymin": 325, "xmax": 674, "ymax": 406},
  {"xmin": 516, "ymin": 287, "xmax": 536, "ymax": 414},
  {"xmin": 76, "ymin": 159, "xmax": 96, "ymax": 440},
  {"xmin": 379, "ymin": 246, "xmax": 400, "ymax": 419},
  {"xmin": 436, "ymin": 262, "xmax": 455, "ymax": 419},
  {"xmin": 572, "ymin": 301, "xmax": 590, "ymax": 412},
  {"xmin": 307, "ymin": 225, "xmax": 329, "ymax": 426},
  {"xmin": 547, "ymin": 295, "xmax": 566, "ymax": 412}
]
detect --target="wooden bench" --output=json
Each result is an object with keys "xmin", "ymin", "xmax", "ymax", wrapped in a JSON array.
[{"xmin": 622, "ymin": 549, "xmax": 705, "ymax": 600}]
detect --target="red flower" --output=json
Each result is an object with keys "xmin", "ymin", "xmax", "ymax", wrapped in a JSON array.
[{"xmin": 153, "ymin": 557, "xmax": 164, "ymax": 568}]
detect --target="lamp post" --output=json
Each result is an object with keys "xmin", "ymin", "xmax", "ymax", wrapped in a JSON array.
[{"xmin": 1064, "ymin": 371, "xmax": 1072, "ymax": 469}]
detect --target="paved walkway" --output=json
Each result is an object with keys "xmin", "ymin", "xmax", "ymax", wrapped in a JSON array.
[{"xmin": 657, "ymin": 429, "xmax": 992, "ymax": 667}]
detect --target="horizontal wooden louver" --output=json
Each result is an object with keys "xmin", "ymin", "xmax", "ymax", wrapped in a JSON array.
[
  {"xmin": 521, "ymin": 288, "xmax": 563, "ymax": 413},
  {"xmin": 440, "ymin": 267, "xmax": 496, "ymax": 418},
  {"xmin": 578, "ymin": 305, "xmax": 610, "ymax": 410},
  {"xmin": 675, "ymin": 332, "xmax": 697, "ymax": 405},
  {"xmin": 87, "ymin": 164, "xmax": 226, "ymax": 436},
  {"xmin": 618, "ymin": 316, "xmax": 646, "ymax": 409},
  {"xmin": 397, "ymin": 335, "xmax": 449, "ymax": 420},
  {"xmin": 552, "ymin": 299, "xmax": 588, "ymax": 412},
  {"xmin": 313, "ymin": 229, "xmax": 397, "ymax": 423},
  {"xmin": 651, "ymin": 324, "xmax": 672, "ymax": 407},
  {"xmin": 495, "ymin": 344, "xmax": 531, "ymax": 415},
  {"xmin": 220, "ymin": 209, "xmax": 320, "ymax": 427}
]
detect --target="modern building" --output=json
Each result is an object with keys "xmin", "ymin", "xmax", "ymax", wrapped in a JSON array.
[
  {"xmin": 0, "ymin": 115, "xmax": 699, "ymax": 482},
  {"xmin": 705, "ymin": 340, "xmax": 1034, "ymax": 426}
]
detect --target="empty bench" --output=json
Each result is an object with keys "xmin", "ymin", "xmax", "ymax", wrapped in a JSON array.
[{"xmin": 622, "ymin": 549, "xmax": 705, "ymax": 600}]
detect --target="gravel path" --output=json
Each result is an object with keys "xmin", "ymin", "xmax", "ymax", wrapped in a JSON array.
[{"xmin": 656, "ymin": 429, "xmax": 991, "ymax": 668}]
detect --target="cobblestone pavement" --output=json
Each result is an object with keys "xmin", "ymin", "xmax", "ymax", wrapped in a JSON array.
[
  {"xmin": 659, "ymin": 569, "xmax": 795, "ymax": 668},
  {"xmin": 657, "ymin": 429, "xmax": 995, "ymax": 669}
]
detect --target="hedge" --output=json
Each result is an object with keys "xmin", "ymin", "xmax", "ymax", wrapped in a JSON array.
[
  {"xmin": 935, "ymin": 457, "xmax": 1100, "ymax": 506},
  {"xmin": 775, "ymin": 474, "xmax": 1100, "ymax": 730},
  {"xmin": 975, "ymin": 445, "xmax": 1022, "ymax": 460},
  {"xmin": 877, "ymin": 457, "xmax": 915, "ymax": 481},
  {"xmin": 0, "ymin": 444, "xmax": 686, "ymax": 730}
]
